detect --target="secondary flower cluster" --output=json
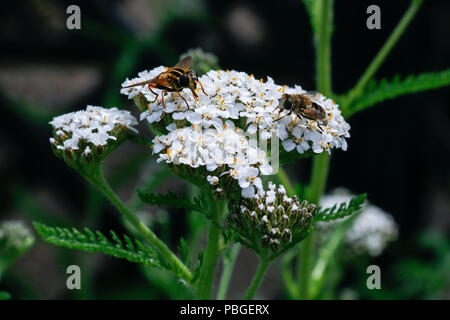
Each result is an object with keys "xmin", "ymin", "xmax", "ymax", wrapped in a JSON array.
[
  {"xmin": 49, "ymin": 105, "xmax": 138, "ymax": 162},
  {"xmin": 180, "ymin": 48, "xmax": 219, "ymax": 76},
  {"xmin": 228, "ymin": 182, "xmax": 317, "ymax": 257},
  {"xmin": 121, "ymin": 67, "xmax": 350, "ymax": 197},
  {"xmin": 0, "ymin": 220, "xmax": 35, "ymax": 260},
  {"xmin": 319, "ymin": 189, "xmax": 398, "ymax": 256}
]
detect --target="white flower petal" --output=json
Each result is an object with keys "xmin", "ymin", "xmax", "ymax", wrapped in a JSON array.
[{"xmin": 242, "ymin": 186, "xmax": 255, "ymax": 198}]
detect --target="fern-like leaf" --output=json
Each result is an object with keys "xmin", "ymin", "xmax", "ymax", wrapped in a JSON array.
[
  {"xmin": 191, "ymin": 249, "xmax": 204, "ymax": 284},
  {"xmin": 178, "ymin": 238, "xmax": 190, "ymax": 267},
  {"xmin": 314, "ymin": 193, "xmax": 367, "ymax": 222},
  {"xmin": 33, "ymin": 222, "xmax": 187, "ymax": 279},
  {"xmin": 344, "ymin": 70, "xmax": 450, "ymax": 117}
]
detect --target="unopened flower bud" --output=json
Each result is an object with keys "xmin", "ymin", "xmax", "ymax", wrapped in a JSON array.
[
  {"xmin": 270, "ymin": 228, "xmax": 280, "ymax": 236},
  {"xmin": 227, "ymin": 182, "xmax": 317, "ymax": 258},
  {"xmin": 281, "ymin": 228, "xmax": 292, "ymax": 242},
  {"xmin": 261, "ymin": 235, "xmax": 270, "ymax": 246},
  {"xmin": 270, "ymin": 238, "xmax": 280, "ymax": 251},
  {"xmin": 308, "ymin": 203, "xmax": 317, "ymax": 213}
]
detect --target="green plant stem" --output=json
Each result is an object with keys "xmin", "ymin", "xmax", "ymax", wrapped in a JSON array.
[
  {"xmin": 277, "ymin": 167, "xmax": 295, "ymax": 196},
  {"xmin": 316, "ymin": 0, "xmax": 334, "ymax": 95},
  {"xmin": 309, "ymin": 214, "xmax": 357, "ymax": 299},
  {"xmin": 216, "ymin": 243, "xmax": 241, "ymax": 300},
  {"xmin": 297, "ymin": 152, "xmax": 331, "ymax": 299},
  {"xmin": 281, "ymin": 251, "xmax": 298, "ymax": 298},
  {"xmin": 297, "ymin": 233, "xmax": 315, "ymax": 299},
  {"xmin": 81, "ymin": 163, "xmax": 193, "ymax": 283},
  {"xmin": 293, "ymin": 0, "xmax": 423, "ymax": 301},
  {"xmin": 244, "ymin": 258, "xmax": 271, "ymax": 300},
  {"xmin": 321, "ymin": 255, "xmax": 342, "ymax": 299},
  {"xmin": 346, "ymin": 0, "xmax": 424, "ymax": 106},
  {"xmin": 307, "ymin": 152, "xmax": 331, "ymax": 204},
  {"xmin": 195, "ymin": 192, "xmax": 223, "ymax": 300},
  {"xmin": 300, "ymin": 0, "xmax": 333, "ymax": 294},
  {"xmin": 296, "ymin": 0, "xmax": 334, "ymax": 300}
]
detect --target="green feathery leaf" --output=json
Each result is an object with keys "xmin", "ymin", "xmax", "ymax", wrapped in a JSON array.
[
  {"xmin": 343, "ymin": 69, "xmax": 450, "ymax": 117},
  {"xmin": 178, "ymin": 237, "xmax": 190, "ymax": 267},
  {"xmin": 191, "ymin": 249, "xmax": 205, "ymax": 284},
  {"xmin": 33, "ymin": 222, "xmax": 188, "ymax": 280},
  {"xmin": 314, "ymin": 193, "xmax": 367, "ymax": 222}
]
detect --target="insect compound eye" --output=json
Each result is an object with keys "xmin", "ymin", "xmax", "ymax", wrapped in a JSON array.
[
  {"xmin": 187, "ymin": 71, "xmax": 199, "ymax": 90},
  {"xmin": 179, "ymin": 73, "xmax": 190, "ymax": 88},
  {"xmin": 283, "ymin": 97, "xmax": 293, "ymax": 110}
]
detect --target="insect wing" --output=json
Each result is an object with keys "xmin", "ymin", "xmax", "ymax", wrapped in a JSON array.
[
  {"xmin": 151, "ymin": 72, "xmax": 176, "ymax": 87},
  {"xmin": 301, "ymin": 103, "xmax": 327, "ymax": 120},
  {"xmin": 174, "ymin": 56, "xmax": 192, "ymax": 68},
  {"xmin": 122, "ymin": 78, "xmax": 156, "ymax": 89},
  {"xmin": 304, "ymin": 91, "xmax": 321, "ymax": 99}
]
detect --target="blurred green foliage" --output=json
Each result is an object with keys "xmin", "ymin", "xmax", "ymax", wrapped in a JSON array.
[{"xmin": 393, "ymin": 231, "xmax": 450, "ymax": 299}]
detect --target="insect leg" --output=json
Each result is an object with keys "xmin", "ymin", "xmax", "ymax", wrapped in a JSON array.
[
  {"xmin": 310, "ymin": 120, "xmax": 323, "ymax": 133},
  {"xmin": 176, "ymin": 91, "xmax": 190, "ymax": 108},
  {"xmin": 197, "ymin": 80, "xmax": 208, "ymax": 96},
  {"xmin": 272, "ymin": 106, "xmax": 281, "ymax": 117},
  {"xmin": 189, "ymin": 88, "xmax": 199, "ymax": 100},
  {"xmin": 161, "ymin": 91, "xmax": 167, "ymax": 108},
  {"xmin": 274, "ymin": 110, "xmax": 292, "ymax": 121},
  {"xmin": 148, "ymin": 86, "xmax": 159, "ymax": 104},
  {"xmin": 317, "ymin": 123, "xmax": 326, "ymax": 133}
]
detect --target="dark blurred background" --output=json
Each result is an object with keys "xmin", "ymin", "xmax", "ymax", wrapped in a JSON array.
[{"xmin": 0, "ymin": 0, "xmax": 448, "ymax": 299}]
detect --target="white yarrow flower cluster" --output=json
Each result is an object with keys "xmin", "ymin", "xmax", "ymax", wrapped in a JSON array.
[
  {"xmin": 320, "ymin": 189, "xmax": 398, "ymax": 256},
  {"xmin": 121, "ymin": 67, "xmax": 350, "ymax": 197},
  {"xmin": 151, "ymin": 121, "xmax": 273, "ymax": 197},
  {"xmin": 278, "ymin": 88, "xmax": 350, "ymax": 154},
  {"xmin": 121, "ymin": 66, "xmax": 167, "ymax": 101},
  {"xmin": 121, "ymin": 68, "xmax": 350, "ymax": 153},
  {"xmin": 49, "ymin": 105, "xmax": 138, "ymax": 154}
]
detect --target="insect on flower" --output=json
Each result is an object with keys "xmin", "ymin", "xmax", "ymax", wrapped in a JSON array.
[
  {"xmin": 274, "ymin": 92, "xmax": 329, "ymax": 131},
  {"xmin": 122, "ymin": 56, "xmax": 208, "ymax": 108}
]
